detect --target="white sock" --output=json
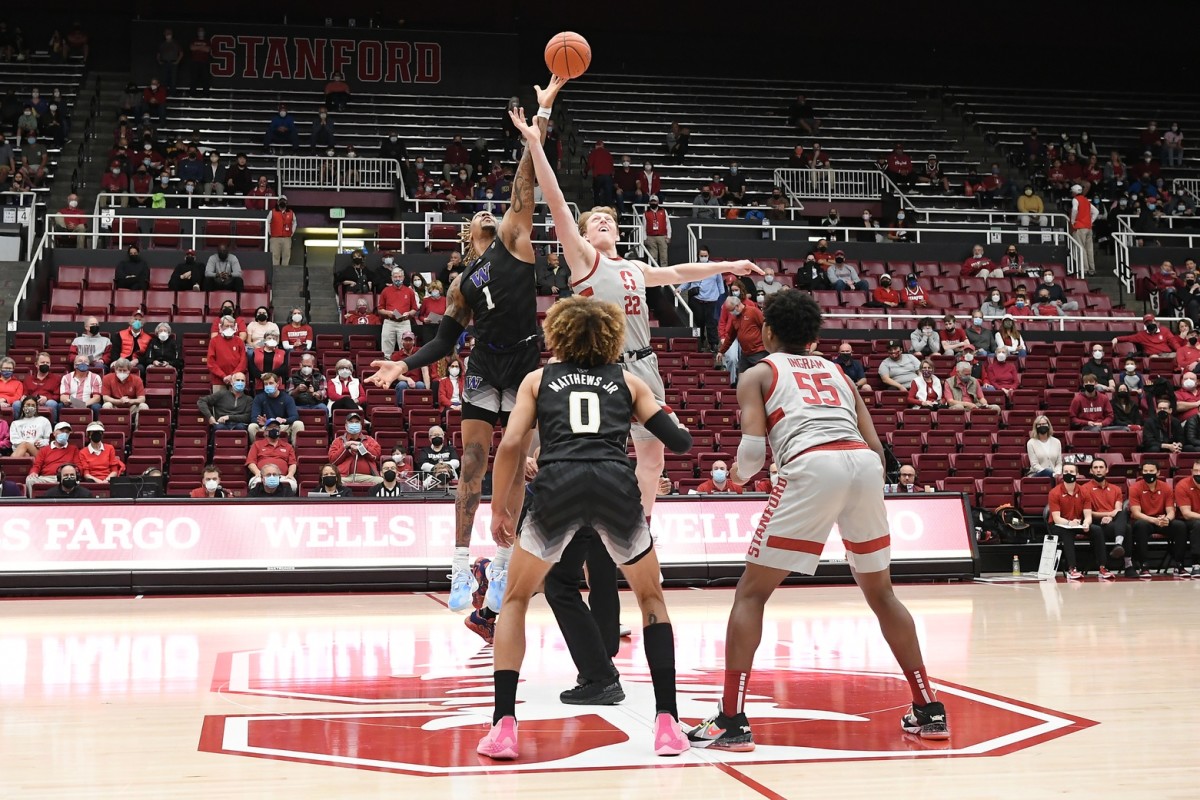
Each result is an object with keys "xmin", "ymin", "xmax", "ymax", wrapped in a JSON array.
[
  {"xmin": 1123, "ymin": 557, "xmax": 1133, "ymax": 568},
  {"xmin": 492, "ymin": 546, "xmax": 513, "ymax": 571},
  {"xmin": 453, "ymin": 547, "xmax": 470, "ymax": 571}
]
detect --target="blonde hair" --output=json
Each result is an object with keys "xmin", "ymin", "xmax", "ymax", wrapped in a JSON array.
[
  {"xmin": 1029, "ymin": 415, "xmax": 1053, "ymax": 439},
  {"xmin": 543, "ymin": 296, "xmax": 626, "ymax": 368},
  {"xmin": 577, "ymin": 206, "xmax": 618, "ymax": 237}
]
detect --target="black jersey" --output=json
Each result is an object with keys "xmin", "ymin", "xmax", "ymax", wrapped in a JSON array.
[
  {"xmin": 459, "ymin": 236, "xmax": 538, "ymax": 350},
  {"xmin": 536, "ymin": 362, "xmax": 633, "ymax": 465}
]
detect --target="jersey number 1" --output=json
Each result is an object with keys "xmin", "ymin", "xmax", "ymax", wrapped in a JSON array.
[
  {"xmin": 481, "ymin": 286, "xmax": 495, "ymax": 310},
  {"xmin": 568, "ymin": 391, "xmax": 601, "ymax": 433},
  {"xmin": 793, "ymin": 372, "xmax": 843, "ymax": 406}
]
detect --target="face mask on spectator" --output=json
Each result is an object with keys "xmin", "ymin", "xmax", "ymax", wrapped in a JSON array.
[
  {"xmin": 221, "ymin": 328, "xmax": 235, "ymax": 338},
  {"xmin": 232, "ymin": 380, "xmax": 246, "ymax": 392},
  {"xmin": 264, "ymin": 337, "xmax": 278, "ymax": 348},
  {"xmin": 264, "ymin": 384, "xmax": 278, "ymax": 396},
  {"xmin": 205, "ymin": 479, "xmax": 220, "ymax": 492},
  {"xmin": 116, "ymin": 370, "xmax": 130, "ymax": 382},
  {"xmin": 24, "ymin": 406, "xmax": 37, "ymax": 417},
  {"xmin": 56, "ymin": 432, "xmax": 69, "ymax": 445},
  {"xmin": 338, "ymin": 368, "xmax": 351, "ymax": 379},
  {"xmin": 1143, "ymin": 471, "xmax": 1158, "ymax": 483},
  {"xmin": 256, "ymin": 311, "xmax": 268, "ymax": 322},
  {"xmin": 75, "ymin": 363, "xmax": 89, "ymax": 372},
  {"xmin": 300, "ymin": 365, "xmax": 313, "ymax": 376},
  {"xmin": 383, "ymin": 468, "xmax": 397, "ymax": 482},
  {"xmin": 267, "ymin": 427, "xmax": 281, "ymax": 438},
  {"xmin": 1083, "ymin": 383, "xmax": 1096, "ymax": 393},
  {"xmin": 712, "ymin": 469, "xmax": 727, "ymax": 483},
  {"xmin": 431, "ymin": 435, "xmax": 444, "ymax": 447},
  {"xmin": 1062, "ymin": 473, "xmax": 1077, "ymax": 484},
  {"xmin": 346, "ymin": 422, "xmax": 362, "ymax": 435},
  {"xmin": 291, "ymin": 313, "xmax": 304, "ymax": 324},
  {"xmin": 61, "ymin": 475, "xmax": 78, "ymax": 490},
  {"xmin": 264, "ymin": 474, "xmax": 281, "ymax": 489},
  {"xmin": 1186, "ymin": 379, "xmax": 1198, "ymax": 390},
  {"xmin": 1036, "ymin": 425, "xmax": 1049, "ymax": 435},
  {"xmin": 449, "ymin": 366, "xmax": 460, "ymax": 377},
  {"xmin": 430, "ymin": 289, "xmax": 441, "ymax": 298},
  {"xmin": 996, "ymin": 352, "xmax": 1008, "ymax": 362}
]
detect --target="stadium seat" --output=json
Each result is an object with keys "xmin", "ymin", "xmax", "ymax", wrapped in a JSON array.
[
  {"xmin": 151, "ymin": 219, "xmax": 182, "ymax": 249},
  {"xmin": 56, "ymin": 266, "xmax": 88, "ymax": 289},
  {"xmin": 203, "ymin": 220, "xmax": 233, "ymax": 248}
]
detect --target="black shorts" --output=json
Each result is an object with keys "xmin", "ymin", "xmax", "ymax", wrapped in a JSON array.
[
  {"xmin": 518, "ymin": 461, "xmax": 652, "ymax": 565},
  {"xmin": 462, "ymin": 341, "xmax": 540, "ymax": 426}
]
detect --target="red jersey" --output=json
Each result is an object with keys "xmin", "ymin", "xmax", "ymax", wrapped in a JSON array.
[
  {"xmin": 1129, "ymin": 479, "xmax": 1173, "ymax": 517},
  {"xmin": 1174, "ymin": 477, "xmax": 1200, "ymax": 514},
  {"xmin": 1048, "ymin": 483, "xmax": 1087, "ymax": 523},
  {"xmin": 1081, "ymin": 480, "xmax": 1124, "ymax": 514}
]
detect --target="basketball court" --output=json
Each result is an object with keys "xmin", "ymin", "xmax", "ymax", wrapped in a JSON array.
[{"xmin": 4, "ymin": 579, "xmax": 1197, "ymax": 798}]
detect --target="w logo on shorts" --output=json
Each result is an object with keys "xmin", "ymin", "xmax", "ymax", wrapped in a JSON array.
[{"xmin": 465, "ymin": 375, "xmax": 483, "ymax": 391}]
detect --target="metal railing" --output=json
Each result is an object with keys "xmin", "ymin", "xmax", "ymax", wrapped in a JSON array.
[
  {"xmin": 276, "ymin": 156, "xmax": 400, "ymax": 192},
  {"xmin": 335, "ymin": 217, "xmax": 638, "ymax": 255},
  {"xmin": 72, "ymin": 211, "xmax": 271, "ymax": 251},
  {"xmin": 914, "ymin": 208, "xmax": 1071, "ymax": 233},
  {"xmin": 91, "ymin": 192, "xmax": 243, "ymax": 216},
  {"xmin": 630, "ymin": 201, "xmax": 804, "ymax": 222},
  {"xmin": 684, "ymin": 222, "xmax": 1086, "ymax": 277},
  {"xmin": 1174, "ymin": 178, "xmax": 1200, "ymax": 199},
  {"xmin": 822, "ymin": 311, "xmax": 1176, "ymax": 332},
  {"xmin": 1115, "ymin": 213, "xmax": 1200, "ymax": 234},
  {"xmin": 9, "ymin": 229, "xmax": 48, "ymax": 325},
  {"xmin": 407, "ymin": 197, "xmax": 582, "ymax": 217},
  {"xmin": 1114, "ymin": 229, "xmax": 1200, "ymax": 295},
  {"xmin": 774, "ymin": 167, "xmax": 895, "ymax": 203},
  {"xmin": 1, "ymin": 191, "xmax": 45, "ymax": 257}
]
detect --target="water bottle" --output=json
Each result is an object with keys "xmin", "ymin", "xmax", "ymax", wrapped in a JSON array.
[{"xmin": 1011, "ymin": 555, "xmax": 1021, "ymax": 577}]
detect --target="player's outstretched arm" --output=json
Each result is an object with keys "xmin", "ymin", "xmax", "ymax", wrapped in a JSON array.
[
  {"xmin": 366, "ymin": 276, "xmax": 471, "ymax": 386},
  {"xmin": 641, "ymin": 258, "xmax": 763, "ymax": 288},
  {"xmin": 729, "ymin": 364, "xmax": 769, "ymax": 485},
  {"xmin": 490, "ymin": 371, "xmax": 542, "ymax": 546},
  {"xmin": 627, "ymin": 372, "xmax": 692, "ymax": 454},
  {"xmin": 506, "ymin": 97, "xmax": 597, "ymax": 284},
  {"xmin": 499, "ymin": 77, "xmax": 565, "ymax": 261}
]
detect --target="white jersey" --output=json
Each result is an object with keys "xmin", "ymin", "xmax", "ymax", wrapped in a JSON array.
[
  {"xmin": 762, "ymin": 352, "xmax": 866, "ymax": 465},
  {"xmin": 572, "ymin": 251, "xmax": 651, "ymax": 353}
]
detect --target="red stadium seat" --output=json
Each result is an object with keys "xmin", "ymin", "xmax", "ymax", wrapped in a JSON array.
[
  {"xmin": 49, "ymin": 287, "xmax": 81, "ymax": 314},
  {"xmin": 203, "ymin": 220, "xmax": 233, "ymax": 248},
  {"xmin": 151, "ymin": 218, "xmax": 182, "ymax": 248},
  {"xmin": 56, "ymin": 266, "xmax": 88, "ymax": 288}
]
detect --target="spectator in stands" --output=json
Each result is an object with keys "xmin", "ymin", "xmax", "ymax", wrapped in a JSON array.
[
  {"xmin": 1081, "ymin": 345, "xmax": 1116, "ymax": 392},
  {"xmin": 1163, "ymin": 122, "xmax": 1184, "ymax": 168},
  {"xmin": 128, "ymin": 164, "xmax": 153, "ymax": 207},
  {"xmin": 245, "ymin": 307, "xmax": 279, "ymax": 350},
  {"xmin": 787, "ymin": 94, "xmax": 820, "ymax": 134},
  {"xmin": 0, "ymin": 132, "xmax": 13, "ymax": 185},
  {"xmin": 418, "ymin": 425, "xmax": 460, "ymax": 482},
  {"xmin": 289, "ymin": 353, "xmax": 327, "ymax": 412},
  {"xmin": 177, "ymin": 145, "xmax": 203, "ymax": 184},
  {"xmin": 1069, "ymin": 184, "xmax": 1097, "ymax": 276},
  {"xmin": 1109, "ymin": 382, "xmax": 1142, "ymax": 430},
  {"xmin": 1127, "ymin": 461, "xmax": 1181, "ymax": 578},
  {"xmin": 789, "ymin": 254, "xmax": 820, "ymax": 292},
  {"xmin": 666, "ymin": 122, "xmax": 690, "ymax": 163},
  {"xmin": 0, "ymin": 357, "xmax": 21, "ymax": 411},
  {"xmin": 155, "ymin": 28, "xmax": 183, "ymax": 90},
  {"xmin": 0, "ymin": 462, "xmax": 22, "ymax": 494},
  {"xmin": 329, "ymin": 412, "xmax": 381, "ymax": 484},
  {"xmin": 60, "ymin": 354, "xmax": 102, "ymax": 414},
  {"xmin": 115, "ymin": 312, "xmax": 151, "ymax": 366},
  {"xmin": 897, "ymin": 274, "xmax": 925, "ymax": 308},
  {"xmin": 907, "ymin": 360, "xmax": 944, "ymax": 409},
  {"xmin": 940, "ymin": 315, "xmax": 972, "ymax": 357},
  {"xmin": 1177, "ymin": 372, "xmax": 1200, "ymax": 421},
  {"xmin": 199, "ymin": 371, "xmax": 252, "ymax": 432},
  {"xmin": 1033, "ymin": 287, "xmax": 1065, "ymax": 317},
  {"xmin": 148, "ymin": 322, "xmax": 181, "ymax": 371},
  {"xmin": 717, "ymin": 295, "xmax": 768, "ymax": 379},
  {"xmin": 983, "ymin": 346, "xmax": 1020, "ymax": 400},
  {"xmin": 245, "ymin": 174, "xmax": 276, "ymax": 211},
  {"xmin": 314, "ymin": 463, "xmax": 354, "ymax": 497},
  {"xmin": 168, "ymin": 249, "xmax": 202, "ymax": 291},
  {"xmin": 995, "ymin": 316, "xmax": 1027, "ymax": 356},
  {"xmin": 961, "ymin": 244, "xmax": 1002, "ymax": 278},
  {"xmin": 205, "ymin": 245, "xmax": 244, "ymax": 292},
  {"xmin": 142, "ymin": 79, "xmax": 167, "ymax": 122},
  {"xmin": 751, "ymin": 463, "xmax": 780, "ymax": 494},
  {"xmin": 211, "ymin": 301, "xmax": 246, "ymax": 340},
  {"xmin": 1118, "ymin": 356, "xmax": 1147, "ymax": 397},
  {"xmin": 640, "ymin": 160, "xmax": 662, "ymax": 201},
  {"xmin": 324, "ymin": 72, "xmax": 351, "ymax": 111},
  {"xmin": 1113, "ymin": 314, "xmax": 1182, "ymax": 357},
  {"xmin": 246, "ymin": 417, "xmax": 298, "ymax": 488},
  {"xmin": 23, "ymin": 353, "xmax": 61, "ymax": 421},
  {"xmin": 101, "ymin": 357, "xmax": 148, "ymax": 419},
  {"xmin": 1017, "ymin": 185, "xmax": 1048, "ymax": 227},
  {"xmin": 26, "ymin": 422, "xmax": 79, "ymax": 489},
  {"xmin": 70, "ymin": 318, "xmax": 111, "ymax": 369},
  {"xmin": 52, "ymin": 193, "xmax": 88, "ymax": 248},
  {"xmin": 1038, "ymin": 269, "xmax": 1079, "ymax": 313},
  {"xmin": 466, "ymin": 137, "xmax": 490, "ymax": 181},
  {"xmin": 42, "ymin": 464, "xmax": 92, "ymax": 499},
  {"xmin": 1048, "ymin": 463, "xmax": 1109, "ymax": 581},
  {"xmin": 909, "ymin": 317, "xmax": 940, "ymax": 357},
  {"xmin": 309, "ymin": 106, "xmax": 336, "ymax": 150},
  {"xmin": 344, "ymin": 297, "xmax": 381, "ymax": 327},
  {"xmin": 280, "ymin": 308, "xmax": 314, "ymax": 352},
  {"xmin": 825, "ymin": 250, "xmax": 868, "ymax": 292},
  {"xmin": 224, "ymin": 153, "xmax": 251, "ymax": 196},
  {"xmin": 1027, "ymin": 415, "xmax": 1063, "ymax": 478},
  {"xmin": 336, "ymin": 250, "xmax": 375, "ymax": 295},
  {"xmin": 878, "ymin": 340, "xmax": 921, "ymax": 391},
  {"xmin": 249, "ymin": 334, "xmax": 289, "ymax": 390},
  {"xmin": 10, "ymin": 397, "xmax": 49, "ymax": 458},
  {"xmin": 263, "ymin": 104, "xmax": 299, "ymax": 149},
  {"xmin": 916, "ymin": 154, "xmax": 951, "ymax": 193},
  {"xmin": 378, "ymin": 266, "xmax": 419, "ymax": 355},
  {"xmin": 1070, "ymin": 376, "xmax": 1113, "ymax": 430},
  {"xmin": 200, "ymin": 150, "xmax": 226, "ymax": 197},
  {"xmin": 583, "ymin": 139, "xmax": 615, "ymax": 206},
  {"xmin": 248, "ymin": 463, "xmax": 296, "ymax": 498},
  {"xmin": 536, "ymin": 252, "xmax": 570, "ymax": 297},
  {"xmin": 19, "ymin": 134, "xmax": 47, "ymax": 186},
  {"xmin": 438, "ymin": 357, "xmax": 465, "ymax": 410},
  {"xmin": 691, "ymin": 185, "xmax": 720, "ymax": 219},
  {"xmin": 15, "ymin": 105, "xmax": 36, "ymax": 140},
  {"xmin": 66, "ymin": 20, "xmax": 89, "ymax": 61},
  {"xmin": 964, "ymin": 311, "xmax": 993, "ymax": 356},
  {"xmin": 1143, "ymin": 398, "xmax": 1184, "ymax": 454},
  {"xmin": 206, "ymin": 319, "xmax": 247, "ymax": 391},
  {"xmin": 692, "ymin": 460, "xmax": 744, "ymax": 495},
  {"xmin": 264, "ymin": 196, "xmax": 296, "ymax": 267},
  {"xmin": 442, "ymin": 134, "xmax": 469, "ymax": 180},
  {"xmin": 389, "ymin": 332, "xmax": 430, "ymax": 403},
  {"xmin": 77, "ymin": 421, "xmax": 123, "ymax": 483},
  {"xmin": 612, "ymin": 155, "xmax": 639, "ymax": 215},
  {"xmin": 328, "ymin": 360, "xmax": 365, "ymax": 411},
  {"xmin": 885, "ymin": 144, "xmax": 914, "ymax": 189},
  {"xmin": 190, "ymin": 465, "xmax": 232, "ymax": 498},
  {"xmin": 757, "ymin": 268, "xmax": 783, "ymax": 300},
  {"xmin": 1177, "ymin": 321, "xmax": 1200, "ymax": 372},
  {"xmin": 185, "ymin": 27, "xmax": 212, "ymax": 93},
  {"xmin": 680, "ymin": 247, "xmax": 722, "ymax": 352},
  {"xmin": 945, "ymin": 359, "xmax": 997, "ymax": 410},
  {"xmin": 1006, "ymin": 286, "xmax": 1034, "ymax": 318}
]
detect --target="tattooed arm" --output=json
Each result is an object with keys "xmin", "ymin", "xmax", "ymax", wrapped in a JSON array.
[{"xmin": 498, "ymin": 77, "xmax": 566, "ymax": 263}]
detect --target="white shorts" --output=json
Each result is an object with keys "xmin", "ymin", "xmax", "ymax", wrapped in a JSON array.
[
  {"xmin": 747, "ymin": 447, "xmax": 891, "ymax": 575},
  {"xmin": 623, "ymin": 354, "xmax": 679, "ymax": 442}
]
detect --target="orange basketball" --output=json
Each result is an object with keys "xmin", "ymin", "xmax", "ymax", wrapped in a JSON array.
[{"xmin": 544, "ymin": 31, "xmax": 591, "ymax": 80}]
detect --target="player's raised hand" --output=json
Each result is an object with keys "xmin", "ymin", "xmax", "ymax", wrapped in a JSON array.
[
  {"xmin": 535, "ymin": 74, "xmax": 568, "ymax": 107},
  {"xmin": 491, "ymin": 506, "xmax": 516, "ymax": 548},
  {"xmin": 726, "ymin": 259, "xmax": 765, "ymax": 277},
  {"xmin": 508, "ymin": 107, "xmax": 540, "ymax": 143},
  {"xmin": 365, "ymin": 360, "xmax": 407, "ymax": 388}
]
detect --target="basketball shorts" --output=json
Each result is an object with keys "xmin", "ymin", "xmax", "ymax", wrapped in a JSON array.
[
  {"xmin": 461, "ymin": 342, "xmax": 540, "ymax": 425},
  {"xmin": 518, "ymin": 460, "xmax": 652, "ymax": 566},
  {"xmin": 747, "ymin": 447, "xmax": 891, "ymax": 575},
  {"xmin": 623, "ymin": 354, "xmax": 680, "ymax": 442}
]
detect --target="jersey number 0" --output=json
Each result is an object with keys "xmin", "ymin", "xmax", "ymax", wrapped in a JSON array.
[{"xmin": 568, "ymin": 391, "xmax": 601, "ymax": 433}]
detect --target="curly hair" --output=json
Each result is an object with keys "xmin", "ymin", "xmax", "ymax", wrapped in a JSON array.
[
  {"xmin": 762, "ymin": 290, "xmax": 821, "ymax": 353},
  {"xmin": 577, "ymin": 206, "xmax": 618, "ymax": 237},
  {"xmin": 542, "ymin": 296, "xmax": 626, "ymax": 368}
]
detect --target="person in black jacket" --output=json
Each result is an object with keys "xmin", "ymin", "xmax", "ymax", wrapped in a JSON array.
[
  {"xmin": 147, "ymin": 322, "xmax": 182, "ymax": 370},
  {"xmin": 334, "ymin": 250, "xmax": 374, "ymax": 295},
  {"xmin": 1143, "ymin": 397, "xmax": 1184, "ymax": 453},
  {"xmin": 536, "ymin": 251, "xmax": 571, "ymax": 297},
  {"xmin": 792, "ymin": 254, "xmax": 826, "ymax": 292},
  {"xmin": 1111, "ymin": 385, "xmax": 1143, "ymax": 430},
  {"xmin": 169, "ymin": 248, "xmax": 203, "ymax": 291},
  {"xmin": 42, "ymin": 464, "xmax": 93, "ymax": 499},
  {"xmin": 114, "ymin": 244, "xmax": 150, "ymax": 291}
]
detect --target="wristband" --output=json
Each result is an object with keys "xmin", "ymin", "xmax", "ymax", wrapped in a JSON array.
[{"xmin": 536, "ymin": 107, "xmax": 552, "ymax": 119}]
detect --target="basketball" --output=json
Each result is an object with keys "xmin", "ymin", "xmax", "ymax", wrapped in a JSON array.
[{"xmin": 545, "ymin": 31, "xmax": 591, "ymax": 80}]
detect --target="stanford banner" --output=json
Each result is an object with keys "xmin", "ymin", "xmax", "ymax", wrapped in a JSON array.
[
  {"xmin": 130, "ymin": 21, "xmax": 518, "ymax": 95},
  {"xmin": 0, "ymin": 496, "xmax": 973, "ymax": 572}
]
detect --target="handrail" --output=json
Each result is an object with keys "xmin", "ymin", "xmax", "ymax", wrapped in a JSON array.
[
  {"xmin": 821, "ymin": 311, "xmax": 1178, "ymax": 332},
  {"xmin": 913, "ymin": 208, "xmax": 1072, "ymax": 233},
  {"xmin": 1115, "ymin": 212, "xmax": 1199, "ymax": 232},
  {"xmin": 92, "ymin": 192, "xmax": 253, "ymax": 219},
  {"xmin": 409, "ymin": 197, "xmax": 581, "ymax": 216},
  {"xmin": 1113, "ymin": 229, "xmax": 1200, "ymax": 297},
  {"xmin": 72, "ymin": 211, "xmax": 271, "ymax": 251},
  {"xmin": 276, "ymin": 155, "xmax": 400, "ymax": 192},
  {"xmin": 773, "ymin": 167, "xmax": 914, "ymax": 208},
  {"xmin": 1174, "ymin": 178, "xmax": 1200, "ymax": 199},
  {"xmin": 2, "ymin": 191, "xmax": 43, "ymax": 257},
  {"xmin": 630, "ymin": 201, "xmax": 804, "ymax": 222},
  {"xmin": 334, "ymin": 217, "xmax": 640, "ymax": 255},
  {"xmin": 625, "ymin": 221, "xmax": 693, "ymax": 327},
  {"xmin": 10, "ymin": 229, "xmax": 49, "ymax": 325}
]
